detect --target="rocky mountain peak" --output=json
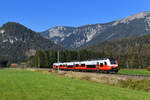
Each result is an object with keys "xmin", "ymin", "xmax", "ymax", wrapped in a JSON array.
[
  {"xmin": 123, "ymin": 12, "xmax": 150, "ymax": 22},
  {"xmin": 112, "ymin": 11, "xmax": 150, "ymax": 26}
]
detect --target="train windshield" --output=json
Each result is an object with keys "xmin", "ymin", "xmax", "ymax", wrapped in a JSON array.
[{"xmin": 109, "ymin": 58, "xmax": 116, "ymax": 64}]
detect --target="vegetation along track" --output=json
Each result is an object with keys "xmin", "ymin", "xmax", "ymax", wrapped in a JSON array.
[{"xmin": 62, "ymin": 70, "xmax": 150, "ymax": 80}]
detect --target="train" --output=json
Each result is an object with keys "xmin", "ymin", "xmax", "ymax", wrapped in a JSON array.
[{"xmin": 52, "ymin": 58, "xmax": 119, "ymax": 73}]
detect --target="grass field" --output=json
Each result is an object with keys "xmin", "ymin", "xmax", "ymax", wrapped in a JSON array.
[
  {"xmin": 118, "ymin": 69, "xmax": 150, "ymax": 75},
  {"xmin": 0, "ymin": 69, "xmax": 150, "ymax": 100}
]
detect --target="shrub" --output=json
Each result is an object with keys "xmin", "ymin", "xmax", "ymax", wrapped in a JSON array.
[
  {"xmin": 147, "ymin": 67, "xmax": 150, "ymax": 71},
  {"xmin": 81, "ymin": 76, "xmax": 91, "ymax": 81},
  {"xmin": 118, "ymin": 79, "xmax": 150, "ymax": 92}
]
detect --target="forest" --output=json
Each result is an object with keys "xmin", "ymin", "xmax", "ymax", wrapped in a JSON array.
[{"xmin": 28, "ymin": 48, "xmax": 150, "ymax": 69}]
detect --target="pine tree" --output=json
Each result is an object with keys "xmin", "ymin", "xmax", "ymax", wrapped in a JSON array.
[
  {"xmin": 33, "ymin": 51, "xmax": 39, "ymax": 67},
  {"xmin": 59, "ymin": 50, "xmax": 66, "ymax": 62},
  {"xmin": 49, "ymin": 50, "xmax": 57, "ymax": 67},
  {"xmin": 66, "ymin": 50, "xmax": 72, "ymax": 62},
  {"xmin": 43, "ymin": 51, "xmax": 49, "ymax": 68}
]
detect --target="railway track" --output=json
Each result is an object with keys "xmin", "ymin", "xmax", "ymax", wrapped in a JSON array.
[
  {"xmin": 97, "ymin": 73, "xmax": 150, "ymax": 80},
  {"xmin": 69, "ymin": 71, "xmax": 150, "ymax": 80},
  {"xmin": 116, "ymin": 73, "xmax": 150, "ymax": 77},
  {"xmin": 113, "ymin": 73, "xmax": 150, "ymax": 79}
]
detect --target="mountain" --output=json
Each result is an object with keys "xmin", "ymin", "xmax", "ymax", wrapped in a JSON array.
[
  {"xmin": 0, "ymin": 22, "xmax": 62, "ymax": 62},
  {"xmin": 40, "ymin": 11, "xmax": 150, "ymax": 49}
]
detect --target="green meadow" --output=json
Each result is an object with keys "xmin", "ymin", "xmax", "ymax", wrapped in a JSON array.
[{"xmin": 0, "ymin": 69, "xmax": 150, "ymax": 100}]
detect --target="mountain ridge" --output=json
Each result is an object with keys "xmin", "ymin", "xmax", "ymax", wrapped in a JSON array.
[{"xmin": 40, "ymin": 11, "xmax": 150, "ymax": 49}]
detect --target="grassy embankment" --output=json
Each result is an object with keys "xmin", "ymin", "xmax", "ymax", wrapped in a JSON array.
[
  {"xmin": 0, "ymin": 69, "xmax": 150, "ymax": 100},
  {"xmin": 118, "ymin": 69, "xmax": 150, "ymax": 75}
]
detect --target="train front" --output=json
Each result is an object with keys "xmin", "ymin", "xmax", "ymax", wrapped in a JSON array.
[{"xmin": 109, "ymin": 58, "xmax": 119, "ymax": 73}]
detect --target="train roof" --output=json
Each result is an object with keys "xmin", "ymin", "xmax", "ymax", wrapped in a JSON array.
[{"xmin": 53, "ymin": 63, "xmax": 61, "ymax": 66}]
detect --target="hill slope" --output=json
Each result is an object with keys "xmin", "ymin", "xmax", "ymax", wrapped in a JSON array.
[
  {"xmin": 85, "ymin": 33, "xmax": 150, "ymax": 68},
  {"xmin": 86, "ymin": 33, "xmax": 150, "ymax": 52},
  {"xmin": 40, "ymin": 11, "xmax": 150, "ymax": 49},
  {"xmin": 0, "ymin": 22, "xmax": 62, "ymax": 62}
]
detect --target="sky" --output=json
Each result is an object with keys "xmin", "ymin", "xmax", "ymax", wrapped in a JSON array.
[{"xmin": 0, "ymin": 0, "xmax": 150, "ymax": 32}]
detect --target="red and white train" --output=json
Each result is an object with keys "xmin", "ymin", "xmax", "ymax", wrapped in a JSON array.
[{"xmin": 52, "ymin": 58, "xmax": 119, "ymax": 73}]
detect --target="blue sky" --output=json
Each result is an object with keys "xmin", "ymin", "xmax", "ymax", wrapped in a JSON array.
[{"xmin": 0, "ymin": 0, "xmax": 150, "ymax": 32}]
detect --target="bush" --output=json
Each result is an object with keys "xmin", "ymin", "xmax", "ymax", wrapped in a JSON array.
[
  {"xmin": 118, "ymin": 79, "xmax": 150, "ymax": 92},
  {"xmin": 6, "ymin": 62, "xmax": 11, "ymax": 67},
  {"xmin": 81, "ymin": 76, "xmax": 91, "ymax": 81},
  {"xmin": 147, "ymin": 67, "xmax": 150, "ymax": 71},
  {"xmin": 0, "ymin": 60, "xmax": 9, "ymax": 67}
]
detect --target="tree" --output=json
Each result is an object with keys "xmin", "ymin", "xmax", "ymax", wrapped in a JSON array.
[
  {"xmin": 66, "ymin": 50, "xmax": 72, "ymax": 62},
  {"xmin": 0, "ymin": 60, "xmax": 8, "ymax": 67},
  {"xmin": 49, "ymin": 50, "xmax": 57, "ymax": 67},
  {"xmin": 33, "ymin": 51, "xmax": 39, "ymax": 68},
  {"xmin": 43, "ymin": 51, "xmax": 49, "ymax": 68},
  {"xmin": 59, "ymin": 51, "xmax": 66, "ymax": 62},
  {"xmin": 33, "ymin": 50, "xmax": 46, "ymax": 68}
]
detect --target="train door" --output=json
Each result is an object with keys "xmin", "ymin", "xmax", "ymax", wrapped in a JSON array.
[
  {"xmin": 97, "ymin": 62, "xmax": 99, "ymax": 71},
  {"xmin": 99, "ymin": 62, "xmax": 104, "ymax": 71}
]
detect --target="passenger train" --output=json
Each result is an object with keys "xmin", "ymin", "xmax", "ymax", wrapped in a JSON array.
[{"xmin": 52, "ymin": 58, "xmax": 119, "ymax": 73}]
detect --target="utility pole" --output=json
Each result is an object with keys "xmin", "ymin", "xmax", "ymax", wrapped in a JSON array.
[
  {"xmin": 38, "ymin": 56, "xmax": 40, "ymax": 68},
  {"xmin": 57, "ymin": 51, "xmax": 60, "ymax": 71}
]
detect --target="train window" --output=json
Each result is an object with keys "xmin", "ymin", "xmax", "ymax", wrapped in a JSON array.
[
  {"xmin": 104, "ymin": 62, "xmax": 107, "ymax": 65},
  {"xmin": 81, "ymin": 64, "xmax": 85, "ymax": 67},
  {"xmin": 76, "ymin": 64, "xmax": 79, "ymax": 67},
  {"xmin": 109, "ymin": 58, "xmax": 116, "ymax": 64},
  {"xmin": 68, "ymin": 65, "xmax": 73, "ymax": 68},
  {"xmin": 100, "ymin": 63, "xmax": 103, "ymax": 67},
  {"xmin": 87, "ymin": 65, "xmax": 96, "ymax": 68}
]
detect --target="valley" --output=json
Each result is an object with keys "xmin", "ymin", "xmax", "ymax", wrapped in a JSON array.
[{"xmin": 1, "ymin": 1, "xmax": 150, "ymax": 100}]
